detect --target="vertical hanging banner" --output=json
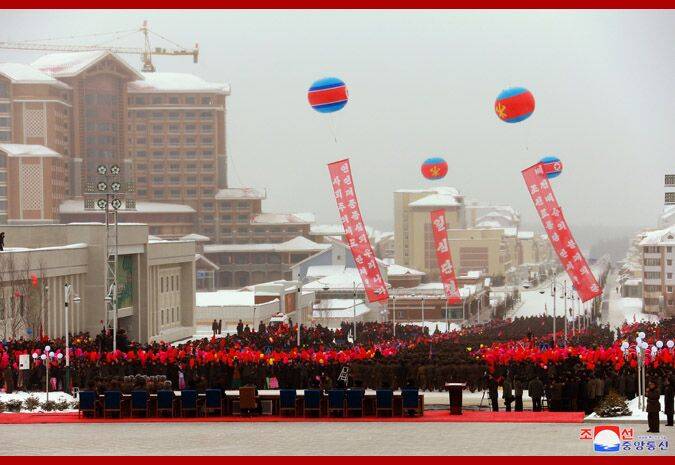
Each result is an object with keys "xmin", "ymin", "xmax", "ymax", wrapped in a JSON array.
[
  {"xmin": 430, "ymin": 210, "xmax": 462, "ymax": 304},
  {"xmin": 522, "ymin": 163, "xmax": 602, "ymax": 302},
  {"xmin": 328, "ymin": 159, "xmax": 389, "ymax": 303}
]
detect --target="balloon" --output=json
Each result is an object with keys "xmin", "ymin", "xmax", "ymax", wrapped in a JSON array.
[
  {"xmin": 668, "ymin": 340, "xmax": 675, "ymax": 349},
  {"xmin": 620, "ymin": 341, "xmax": 629, "ymax": 350},
  {"xmin": 539, "ymin": 156, "xmax": 563, "ymax": 179},
  {"xmin": 495, "ymin": 87, "xmax": 535, "ymax": 123},
  {"xmin": 641, "ymin": 342, "xmax": 648, "ymax": 350},
  {"xmin": 421, "ymin": 157, "xmax": 448, "ymax": 180},
  {"xmin": 45, "ymin": 345, "xmax": 51, "ymax": 353},
  {"xmin": 638, "ymin": 332, "xmax": 645, "ymax": 339},
  {"xmin": 308, "ymin": 77, "xmax": 348, "ymax": 113},
  {"xmin": 31, "ymin": 273, "xmax": 38, "ymax": 287},
  {"xmin": 636, "ymin": 337, "xmax": 642, "ymax": 346},
  {"xmin": 656, "ymin": 340, "xmax": 663, "ymax": 349}
]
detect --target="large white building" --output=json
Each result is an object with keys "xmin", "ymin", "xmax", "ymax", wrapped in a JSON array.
[
  {"xmin": 639, "ymin": 225, "xmax": 675, "ymax": 316},
  {"xmin": 0, "ymin": 223, "xmax": 196, "ymax": 342}
]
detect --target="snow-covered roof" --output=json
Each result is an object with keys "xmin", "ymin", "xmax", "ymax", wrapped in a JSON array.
[
  {"xmin": 31, "ymin": 51, "xmax": 142, "ymax": 79},
  {"xmin": 310, "ymin": 224, "xmax": 345, "ymax": 236},
  {"xmin": 303, "ymin": 268, "xmax": 363, "ymax": 291},
  {"xmin": 307, "ymin": 265, "xmax": 347, "ymax": 279},
  {"xmin": 1, "ymin": 243, "xmax": 87, "ymax": 253},
  {"xmin": 312, "ymin": 299, "xmax": 370, "ymax": 319},
  {"xmin": 251, "ymin": 213, "xmax": 311, "ymax": 225},
  {"xmin": 623, "ymin": 278, "xmax": 642, "ymax": 286},
  {"xmin": 181, "ymin": 233, "xmax": 210, "ymax": 242},
  {"xmin": 195, "ymin": 253, "xmax": 219, "ymax": 270},
  {"xmin": 214, "ymin": 187, "xmax": 266, "ymax": 200},
  {"xmin": 293, "ymin": 212, "xmax": 316, "ymax": 224},
  {"xmin": 274, "ymin": 236, "xmax": 330, "ymax": 252},
  {"xmin": 59, "ymin": 199, "xmax": 195, "ymax": 214},
  {"xmin": 389, "ymin": 282, "xmax": 478, "ymax": 299},
  {"xmin": 409, "ymin": 193, "xmax": 462, "ymax": 208},
  {"xmin": 639, "ymin": 225, "xmax": 675, "ymax": 246},
  {"xmin": 196, "ymin": 290, "xmax": 255, "ymax": 307},
  {"xmin": 386, "ymin": 263, "xmax": 425, "ymax": 277},
  {"xmin": 204, "ymin": 236, "xmax": 330, "ymax": 254},
  {"xmin": 0, "ymin": 144, "xmax": 60, "ymax": 158},
  {"xmin": 474, "ymin": 220, "xmax": 502, "ymax": 229},
  {"xmin": 128, "ymin": 72, "xmax": 230, "ymax": 94},
  {"xmin": 0, "ymin": 63, "xmax": 70, "ymax": 88},
  {"xmin": 517, "ymin": 231, "xmax": 535, "ymax": 240},
  {"xmin": 501, "ymin": 227, "xmax": 518, "ymax": 238},
  {"xmin": 396, "ymin": 187, "xmax": 461, "ymax": 196}
]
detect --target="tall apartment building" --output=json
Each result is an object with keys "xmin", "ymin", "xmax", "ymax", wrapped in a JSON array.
[
  {"xmin": 640, "ymin": 225, "xmax": 675, "ymax": 316},
  {"xmin": 126, "ymin": 72, "xmax": 228, "ymax": 237},
  {"xmin": 1, "ymin": 50, "xmax": 320, "ymax": 290},
  {"xmin": 394, "ymin": 186, "xmax": 551, "ymax": 283}
]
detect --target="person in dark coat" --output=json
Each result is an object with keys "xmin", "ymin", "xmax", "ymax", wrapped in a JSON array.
[
  {"xmin": 528, "ymin": 376, "xmax": 544, "ymax": 412},
  {"xmin": 488, "ymin": 376, "xmax": 499, "ymax": 412},
  {"xmin": 0, "ymin": 232, "xmax": 4, "ymax": 251},
  {"xmin": 211, "ymin": 319, "xmax": 218, "ymax": 338},
  {"xmin": 514, "ymin": 376, "xmax": 524, "ymax": 412},
  {"xmin": 646, "ymin": 381, "xmax": 661, "ymax": 433},
  {"xmin": 503, "ymin": 376, "xmax": 514, "ymax": 412},
  {"xmin": 218, "ymin": 319, "xmax": 222, "ymax": 335},
  {"xmin": 664, "ymin": 377, "xmax": 674, "ymax": 427}
]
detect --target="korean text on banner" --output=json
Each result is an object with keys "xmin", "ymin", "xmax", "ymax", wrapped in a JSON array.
[
  {"xmin": 328, "ymin": 159, "xmax": 389, "ymax": 303},
  {"xmin": 430, "ymin": 210, "xmax": 462, "ymax": 304},
  {"xmin": 521, "ymin": 163, "xmax": 602, "ymax": 302}
]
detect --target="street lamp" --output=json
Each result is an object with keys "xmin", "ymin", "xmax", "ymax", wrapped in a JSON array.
[
  {"xmin": 421, "ymin": 295, "xmax": 425, "ymax": 334},
  {"xmin": 32, "ymin": 345, "xmax": 62, "ymax": 402},
  {"xmin": 63, "ymin": 283, "xmax": 80, "ymax": 394},
  {"xmin": 391, "ymin": 295, "xmax": 396, "ymax": 338}
]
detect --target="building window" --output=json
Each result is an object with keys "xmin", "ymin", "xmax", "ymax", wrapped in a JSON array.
[
  {"xmin": 201, "ymin": 137, "xmax": 213, "ymax": 145},
  {"xmin": 134, "ymin": 96, "xmax": 145, "ymax": 105},
  {"xmin": 238, "ymin": 214, "xmax": 248, "ymax": 221},
  {"xmin": 169, "ymin": 124, "xmax": 179, "ymax": 133},
  {"xmin": 152, "ymin": 163, "xmax": 163, "ymax": 171},
  {"xmin": 187, "ymin": 164, "xmax": 197, "ymax": 172},
  {"xmin": 170, "ymin": 189, "xmax": 180, "ymax": 198},
  {"xmin": 152, "ymin": 124, "xmax": 163, "ymax": 133},
  {"xmin": 136, "ymin": 150, "xmax": 147, "ymax": 158},
  {"xmin": 152, "ymin": 96, "xmax": 163, "ymax": 105},
  {"xmin": 186, "ymin": 96, "xmax": 196, "ymax": 104},
  {"xmin": 187, "ymin": 189, "xmax": 197, "ymax": 197},
  {"xmin": 169, "ymin": 137, "xmax": 180, "ymax": 146},
  {"xmin": 186, "ymin": 137, "xmax": 196, "ymax": 146},
  {"xmin": 221, "ymin": 214, "xmax": 232, "ymax": 221},
  {"xmin": 169, "ymin": 164, "xmax": 180, "ymax": 172},
  {"xmin": 168, "ymin": 112, "xmax": 179, "ymax": 120},
  {"xmin": 169, "ymin": 97, "xmax": 179, "ymax": 104},
  {"xmin": 152, "ymin": 151, "xmax": 164, "ymax": 158},
  {"xmin": 185, "ymin": 112, "xmax": 196, "ymax": 120},
  {"xmin": 187, "ymin": 176, "xmax": 197, "ymax": 184},
  {"xmin": 185, "ymin": 124, "xmax": 196, "ymax": 133},
  {"xmin": 169, "ymin": 151, "xmax": 180, "ymax": 159},
  {"xmin": 136, "ymin": 138, "xmax": 147, "ymax": 145},
  {"xmin": 200, "ymin": 111, "xmax": 212, "ymax": 119},
  {"xmin": 201, "ymin": 124, "xmax": 213, "ymax": 133},
  {"xmin": 170, "ymin": 176, "xmax": 180, "ymax": 183},
  {"xmin": 644, "ymin": 258, "xmax": 661, "ymax": 266},
  {"xmin": 153, "ymin": 176, "xmax": 164, "ymax": 184},
  {"xmin": 152, "ymin": 137, "xmax": 163, "ymax": 146},
  {"xmin": 186, "ymin": 151, "xmax": 197, "ymax": 159},
  {"xmin": 203, "ymin": 202, "xmax": 214, "ymax": 211},
  {"xmin": 154, "ymin": 189, "xmax": 165, "ymax": 198}
]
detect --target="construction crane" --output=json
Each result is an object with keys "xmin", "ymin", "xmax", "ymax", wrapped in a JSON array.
[{"xmin": 0, "ymin": 21, "xmax": 198, "ymax": 72}]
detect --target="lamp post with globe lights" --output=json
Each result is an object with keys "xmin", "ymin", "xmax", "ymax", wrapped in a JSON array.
[
  {"xmin": 621, "ymin": 333, "xmax": 674, "ymax": 412},
  {"xmin": 31, "ymin": 346, "xmax": 63, "ymax": 403}
]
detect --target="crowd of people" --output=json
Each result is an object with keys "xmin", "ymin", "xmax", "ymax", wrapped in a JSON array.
[{"xmin": 1, "ymin": 316, "xmax": 674, "ymax": 426}]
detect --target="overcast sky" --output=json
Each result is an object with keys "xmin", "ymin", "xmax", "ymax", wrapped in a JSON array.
[{"xmin": 1, "ymin": 10, "xmax": 674, "ymax": 235}]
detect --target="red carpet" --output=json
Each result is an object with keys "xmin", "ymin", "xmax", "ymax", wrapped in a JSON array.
[{"xmin": 0, "ymin": 410, "xmax": 584, "ymax": 425}]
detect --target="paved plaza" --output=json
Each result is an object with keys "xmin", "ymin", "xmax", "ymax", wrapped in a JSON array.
[{"xmin": 1, "ymin": 421, "xmax": 673, "ymax": 455}]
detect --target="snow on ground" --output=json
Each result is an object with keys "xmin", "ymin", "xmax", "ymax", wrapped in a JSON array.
[
  {"xmin": 509, "ymin": 276, "xmax": 575, "ymax": 319},
  {"xmin": 0, "ymin": 391, "xmax": 77, "ymax": 413},
  {"xmin": 585, "ymin": 396, "xmax": 667, "ymax": 423}
]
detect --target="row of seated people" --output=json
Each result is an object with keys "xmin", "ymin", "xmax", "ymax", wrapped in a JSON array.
[{"xmin": 77, "ymin": 384, "xmax": 423, "ymax": 418}]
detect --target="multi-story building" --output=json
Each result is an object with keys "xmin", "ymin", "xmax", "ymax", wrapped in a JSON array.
[
  {"xmin": 126, "ymin": 72, "xmax": 229, "ymax": 235},
  {"xmin": 0, "ymin": 223, "xmax": 196, "ymax": 343},
  {"xmin": 1, "ymin": 51, "xmax": 322, "ymax": 289},
  {"xmin": 639, "ymin": 225, "xmax": 675, "ymax": 316},
  {"xmin": 394, "ymin": 187, "xmax": 514, "ymax": 281}
]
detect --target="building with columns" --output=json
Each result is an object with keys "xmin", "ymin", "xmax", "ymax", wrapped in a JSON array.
[{"xmin": 0, "ymin": 223, "xmax": 196, "ymax": 343}]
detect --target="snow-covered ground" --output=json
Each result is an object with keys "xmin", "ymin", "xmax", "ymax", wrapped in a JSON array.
[
  {"xmin": 509, "ymin": 276, "xmax": 576, "ymax": 319},
  {"xmin": 585, "ymin": 396, "xmax": 668, "ymax": 423},
  {"xmin": 0, "ymin": 391, "xmax": 77, "ymax": 413}
]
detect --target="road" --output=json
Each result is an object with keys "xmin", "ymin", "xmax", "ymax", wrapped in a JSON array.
[{"xmin": 0, "ymin": 421, "xmax": 673, "ymax": 455}]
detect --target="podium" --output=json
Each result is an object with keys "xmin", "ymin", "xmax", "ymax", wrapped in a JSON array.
[{"xmin": 445, "ymin": 383, "xmax": 466, "ymax": 415}]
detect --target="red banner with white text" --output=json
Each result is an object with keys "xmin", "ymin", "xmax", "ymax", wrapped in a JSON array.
[
  {"xmin": 430, "ymin": 210, "xmax": 462, "ymax": 304},
  {"xmin": 328, "ymin": 159, "xmax": 389, "ymax": 303},
  {"xmin": 522, "ymin": 163, "xmax": 602, "ymax": 302}
]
